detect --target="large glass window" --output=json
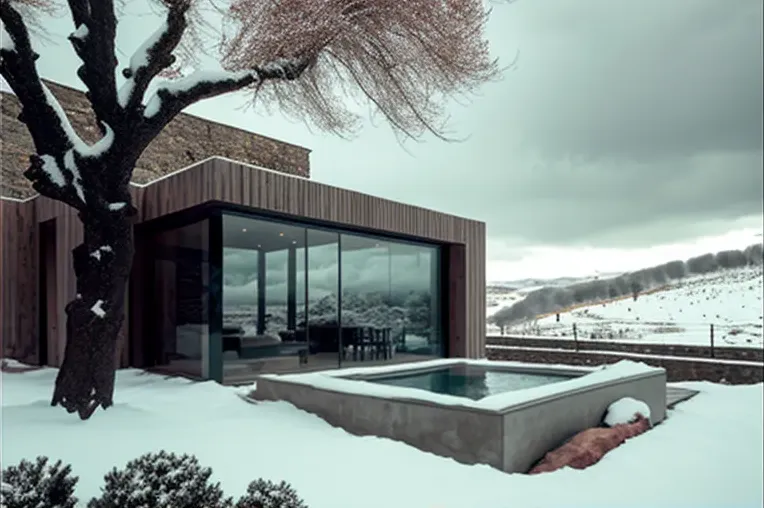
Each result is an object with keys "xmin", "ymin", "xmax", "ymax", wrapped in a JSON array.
[
  {"xmin": 339, "ymin": 234, "xmax": 395, "ymax": 364},
  {"xmin": 222, "ymin": 215, "xmax": 307, "ymax": 382},
  {"xmin": 390, "ymin": 243, "xmax": 442, "ymax": 356},
  {"xmin": 144, "ymin": 209, "xmax": 444, "ymax": 381},
  {"xmin": 304, "ymin": 228, "xmax": 340, "ymax": 368},
  {"xmin": 335, "ymin": 234, "xmax": 443, "ymax": 363},
  {"xmin": 147, "ymin": 219, "xmax": 210, "ymax": 379}
]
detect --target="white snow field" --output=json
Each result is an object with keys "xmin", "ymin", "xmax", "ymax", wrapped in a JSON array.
[
  {"xmin": 2, "ymin": 365, "xmax": 763, "ymax": 508},
  {"xmin": 497, "ymin": 266, "xmax": 764, "ymax": 348}
]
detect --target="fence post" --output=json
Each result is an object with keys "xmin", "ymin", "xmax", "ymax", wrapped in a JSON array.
[
  {"xmin": 573, "ymin": 323, "xmax": 579, "ymax": 352},
  {"xmin": 710, "ymin": 324, "xmax": 715, "ymax": 358}
]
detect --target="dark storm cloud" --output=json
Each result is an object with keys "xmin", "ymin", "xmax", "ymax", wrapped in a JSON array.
[
  {"xmin": 501, "ymin": 0, "xmax": 764, "ymax": 161},
  {"xmin": 309, "ymin": 0, "xmax": 764, "ymax": 249}
]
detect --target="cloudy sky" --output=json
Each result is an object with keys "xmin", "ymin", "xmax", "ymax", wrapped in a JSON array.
[{"xmin": 4, "ymin": 0, "xmax": 763, "ymax": 280}]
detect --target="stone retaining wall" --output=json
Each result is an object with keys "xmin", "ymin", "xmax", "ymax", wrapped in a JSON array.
[
  {"xmin": 1, "ymin": 81, "xmax": 311, "ymax": 198},
  {"xmin": 486, "ymin": 335, "xmax": 764, "ymax": 363},
  {"xmin": 487, "ymin": 347, "xmax": 764, "ymax": 385}
]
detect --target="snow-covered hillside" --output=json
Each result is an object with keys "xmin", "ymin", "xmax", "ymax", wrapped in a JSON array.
[
  {"xmin": 486, "ymin": 273, "xmax": 623, "ymax": 319},
  {"xmin": 491, "ymin": 266, "xmax": 764, "ymax": 348}
]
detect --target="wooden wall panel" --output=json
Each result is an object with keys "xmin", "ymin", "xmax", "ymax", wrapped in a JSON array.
[
  {"xmin": 137, "ymin": 158, "xmax": 486, "ymax": 358},
  {"xmin": 446, "ymin": 244, "xmax": 467, "ymax": 357},
  {"xmin": 23, "ymin": 192, "xmax": 140, "ymax": 368},
  {"xmin": 0, "ymin": 198, "xmax": 38, "ymax": 363},
  {"xmin": 5, "ymin": 157, "xmax": 485, "ymax": 366}
]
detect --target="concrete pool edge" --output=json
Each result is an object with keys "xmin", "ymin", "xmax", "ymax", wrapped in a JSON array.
[
  {"xmin": 253, "ymin": 359, "xmax": 667, "ymax": 473},
  {"xmin": 257, "ymin": 359, "xmax": 666, "ymax": 416}
]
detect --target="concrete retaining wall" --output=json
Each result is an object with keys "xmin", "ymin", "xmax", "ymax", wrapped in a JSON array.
[
  {"xmin": 255, "ymin": 376, "xmax": 505, "ymax": 469},
  {"xmin": 501, "ymin": 372, "xmax": 666, "ymax": 472},
  {"xmin": 255, "ymin": 364, "xmax": 666, "ymax": 474}
]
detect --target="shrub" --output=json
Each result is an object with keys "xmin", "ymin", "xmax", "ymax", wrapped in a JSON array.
[
  {"xmin": 0, "ymin": 456, "xmax": 79, "ymax": 508},
  {"xmin": 235, "ymin": 479, "xmax": 307, "ymax": 508},
  {"xmin": 87, "ymin": 451, "xmax": 232, "ymax": 508}
]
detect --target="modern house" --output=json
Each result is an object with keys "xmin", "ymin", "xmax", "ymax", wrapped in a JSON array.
[{"xmin": 1, "ymin": 81, "xmax": 486, "ymax": 384}]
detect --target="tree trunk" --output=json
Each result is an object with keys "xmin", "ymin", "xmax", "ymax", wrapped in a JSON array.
[{"xmin": 51, "ymin": 205, "xmax": 135, "ymax": 420}]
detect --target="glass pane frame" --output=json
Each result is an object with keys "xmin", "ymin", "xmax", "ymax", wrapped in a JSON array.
[{"xmin": 135, "ymin": 204, "xmax": 445, "ymax": 381}]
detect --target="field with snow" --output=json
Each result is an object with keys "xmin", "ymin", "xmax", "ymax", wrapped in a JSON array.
[
  {"xmin": 490, "ymin": 267, "xmax": 764, "ymax": 348},
  {"xmin": 2, "ymin": 365, "xmax": 763, "ymax": 507}
]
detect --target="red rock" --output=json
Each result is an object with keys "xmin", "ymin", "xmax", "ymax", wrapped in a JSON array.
[{"xmin": 528, "ymin": 414, "xmax": 651, "ymax": 474}]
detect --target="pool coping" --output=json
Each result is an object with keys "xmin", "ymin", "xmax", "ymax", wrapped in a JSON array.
[{"xmin": 258, "ymin": 358, "xmax": 666, "ymax": 417}]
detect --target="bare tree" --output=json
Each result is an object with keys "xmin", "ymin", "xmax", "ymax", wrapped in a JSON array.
[{"xmin": 0, "ymin": 0, "xmax": 499, "ymax": 419}]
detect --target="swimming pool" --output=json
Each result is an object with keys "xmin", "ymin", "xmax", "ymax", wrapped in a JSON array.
[
  {"xmin": 367, "ymin": 364, "xmax": 574, "ymax": 400},
  {"xmin": 253, "ymin": 359, "xmax": 667, "ymax": 473}
]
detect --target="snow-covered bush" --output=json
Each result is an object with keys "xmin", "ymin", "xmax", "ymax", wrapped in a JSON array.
[
  {"xmin": 235, "ymin": 479, "xmax": 307, "ymax": 508},
  {"xmin": 0, "ymin": 456, "xmax": 79, "ymax": 508},
  {"xmin": 87, "ymin": 451, "xmax": 232, "ymax": 508}
]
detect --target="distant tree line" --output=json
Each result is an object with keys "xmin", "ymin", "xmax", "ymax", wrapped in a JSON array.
[{"xmin": 489, "ymin": 243, "xmax": 763, "ymax": 328}]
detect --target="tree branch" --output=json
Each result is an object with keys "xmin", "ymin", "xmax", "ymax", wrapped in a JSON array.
[
  {"xmin": 66, "ymin": 0, "xmax": 119, "ymax": 131},
  {"xmin": 141, "ymin": 56, "xmax": 314, "ymax": 138},
  {"xmin": 0, "ymin": 0, "xmax": 72, "ymax": 155},
  {"xmin": 23, "ymin": 154, "xmax": 86, "ymax": 209},
  {"xmin": 117, "ymin": 1, "xmax": 190, "ymax": 113},
  {"xmin": 1, "ymin": 1, "xmax": 108, "ymax": 209}
]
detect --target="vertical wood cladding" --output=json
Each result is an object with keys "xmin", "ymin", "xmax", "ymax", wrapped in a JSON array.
[
  {"xmin": 2, "ymin": 158, "xmax": 485, "ymax": 366},
  {"xmin": 1, "ymin": 189, "xmax": 141, "ymax": 367},
  {"xmin": 0, "ymin": 198, "xmax": 38, "ymax": 363},
  {"xmin": 138, "ymin": 158, "xmax": 486, "ymax": 359}
]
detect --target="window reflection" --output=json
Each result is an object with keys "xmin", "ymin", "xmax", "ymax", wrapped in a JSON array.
[
  {"xmin": 390, "ymin": 243, "xmax": 441, "ymax": 356},
  {"xmin": 304, "ymin": 229, "xmax": 340, "ymax": 366},
  {"xmin": 144, "ymin": 210, "xmax": 443, "ymax": 380},
  {"xmin": 339, "ymin": 234, "xmax": 395, "ymax": 363},
  {"xmin": 222, "ymin": 215, "xmax": 307, "ymax": 382},
  {"xmin": 148, "ymin": 219, "xmax": 210, "ymax": 379}
]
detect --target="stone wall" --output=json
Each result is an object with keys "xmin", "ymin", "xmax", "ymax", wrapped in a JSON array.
[
  {"xmin": 486, "ymin": 335, "xmax": 764, "ymax": 362},
  {"xmin": 487, "ymin": 347, "xmax": 764, "ymax": 385},
  {"xmin": 1, "ymin": 81, "xmax": 311, "ymax": 198}
]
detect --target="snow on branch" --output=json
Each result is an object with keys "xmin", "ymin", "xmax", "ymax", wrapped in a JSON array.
[
  {"xmin": 0, "ymin": 1, "xmax": 76, "ymax": 155},
  {"xmin": 40, "ymin": 82, "xmax": 115, "ymax": 156},
  {"xmin": 40, "ymin": 82, "xmax": 89, "ymax": 153},
  {"xmin": 143, "ymin": 68, "xmax": 256, "ymax": 118},
  {"xmin": 118, "ymin": 1, "xmax": 189, "ymax": 112},
  {"xmin": 143, "ymin": 56, "xmax": 311, "ymax": 123},
  {"xmin": 70, "ymin": 23, "xmax": 88, "ymax": 40},
  {"xmin": 118, "ymin": 19, "xmax": 170, "ymax": 108}
]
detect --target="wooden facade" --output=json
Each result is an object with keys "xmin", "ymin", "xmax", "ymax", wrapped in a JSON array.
[{"xmin": 1, "ymin": 156, "xmax": 486, "ymax": 370}]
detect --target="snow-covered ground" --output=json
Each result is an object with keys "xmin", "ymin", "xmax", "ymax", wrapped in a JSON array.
[
  {"xmin": 2, "ymin": 365, "xmax": 763, "ymax": 507},
  {"xmin": 492, "ymin": 267, "xmax": 764, "ymax": 348}
]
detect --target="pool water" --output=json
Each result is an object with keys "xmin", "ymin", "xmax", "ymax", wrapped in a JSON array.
[{"xmin": 368, "ymin": 365, "xmax": 574, "ymax": 400}]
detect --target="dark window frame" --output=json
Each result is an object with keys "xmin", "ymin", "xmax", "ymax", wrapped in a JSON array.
[{"xmin": 132, "ymin": 201, "xmax": 451, "ymax": 377}]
